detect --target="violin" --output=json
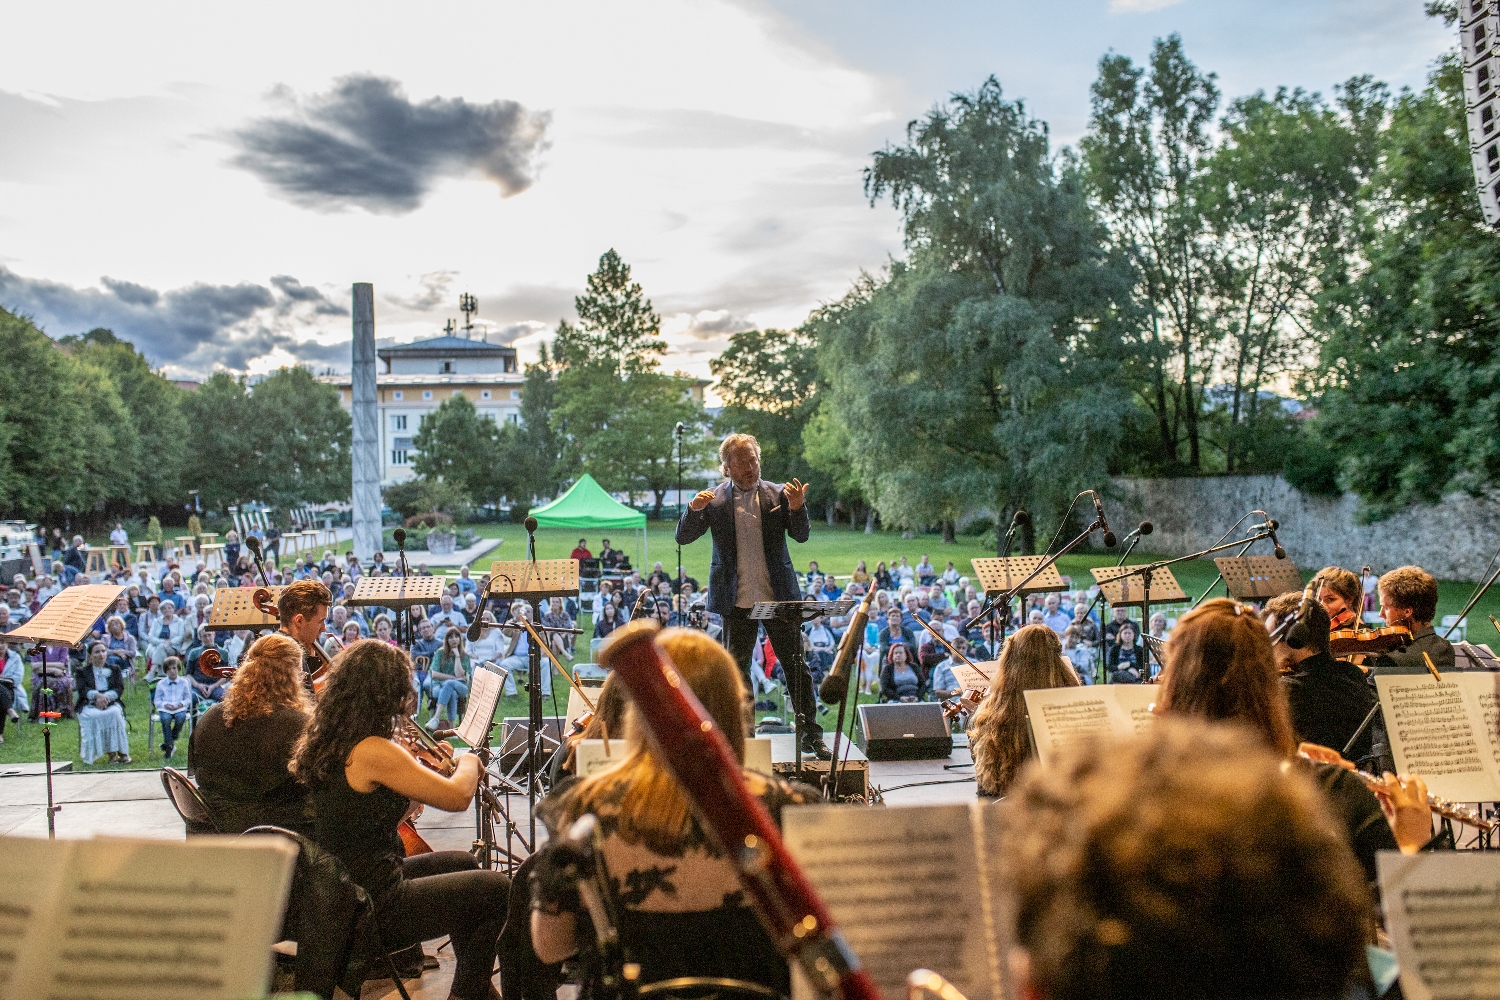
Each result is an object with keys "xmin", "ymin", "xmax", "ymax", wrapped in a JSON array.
[
  {"xmin": 197, "ymin": 647, "xmax": 235, "ymax": 680},
  {"xmin": 391, "ymin": 717, "xmax": 458, "ymax": 856},
  {"xmin": 253, "ymin": 587, "xmax": 334, "ymax": 692},
  {"xmin": 1328, "ymin": 624, "xmax": 1412, "ymax": 657},
  {"xmin": 940, "ymin": 688, "xmax": 986, "ymax": 721}
]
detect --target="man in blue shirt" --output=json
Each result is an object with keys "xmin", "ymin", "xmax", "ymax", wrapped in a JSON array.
[
  {"xmin": 1041, "ymin": 593, "xmax": 1072, "ymax": 636},
  {"xmin": 153, "ymin": 659, "xmax": 193, "ymax": 759}
]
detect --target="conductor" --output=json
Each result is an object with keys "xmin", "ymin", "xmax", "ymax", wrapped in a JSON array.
[{"xmin": 676, "ymin": 433, "xmax": 826, "ymax": 758}]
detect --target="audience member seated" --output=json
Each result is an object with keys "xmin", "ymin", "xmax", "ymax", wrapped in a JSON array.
[
  {"xmin": 916, "ymin": 554, "xmax": 936, "ymax": 585},
  {"xmin": 876, "ymin": 607, "xmax": 916, "ymax": 663},
  {"xmin": 429, "ymin": 594, "xmax": 468, "ymax": 640},
  {"xmin": 1061, "ymin": 625, "xmax": 1095, "ymax": 680},
  {"xmin": 101, "ymin": 614, "xmax": 138, "ymax": 677},
  {"xmin": 30, "ymin": 642, "xmax": 74, "ymax": 719},
  {"xmin": 1040, "ymin": 593, "xmax": 1071, "ymax": 635},
  {"xmin": 1106, "ymin": 621, "xmax": 1143, "ymax": 683},
  {"xmin": 927, "ymin": 635, "xmax": 974, "ymax": 702},
  {"xmin": 153, "ymin": 657, "xmax": 192, "ymax": 759},
  {"xmin": 541, "ymin": 597, "xmax": 575, "ymax": 660},
  {"xmin": 592, "ymin": 602, "xmax": 624, "ymax": 640},
  {"xmin": 76, "ymin": 641, "xmax": 130, "ymax": 764},
  {"xmin": 803, "ymin": 613, "xmax": 839, "ymax": 684},
  {"xmin": 968, "ymin": 624, "xmax": 1079, "ymax": 797},
  {"xmin": 188, "ymin": 634, "xmax": 230, "ymax": 704},
  {"xmin": 497, "ymin": 602, "xmax": 547, "ymax": 697},
  {"xmin": 427, "ymin": 627, "xmax": 471, "ymax": 729},
  {"xmin": 996, "ymin": 717, "xmax": 1370, "ymax": 1000},
  {"xmin": 190, "ymin": 633, "xmax": 313, "ymax": 835},
  {"xmin": 143, "ymin": 599, "xmax": 188, "ymax": 677},
  {"xmin": 879, "ymin": 642, "xmax": 924, "ymax": 702}
]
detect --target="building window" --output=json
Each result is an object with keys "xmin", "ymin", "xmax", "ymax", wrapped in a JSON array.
[
  {"xmin": 391, "ymin": 450, "xmax": 409, "ymax": 465},
  {"xmin": 481, "ymin": 389, "xmax": 491, "ymax": 399},
  {"xmin": 393, "ymin": 414, "xmax": 407, "ymax": 430},
  {"xmin": 510, "ymin": 390, "xmax": 521, "ymax": 400},
  {"xmin": 393, "ymin": 390, "xmax": 404, "ymax": 400},
  {"xmin": 508, "ymin": 413, "xmax": 519, "ymax": 425},
  {"xmin": 441, "ymin": 360, "xmax": 453, "ymax": 373},
  {"xmin": 504, "ymin": 357, "xmax": 516, "ymax": 373},
  {"xmin": 452, "ymin": 389, "xmax": 462, "ymax": 396},
  {"xmin": 422, "ymin": 390, "xmax": 433, "ymax": 400}
]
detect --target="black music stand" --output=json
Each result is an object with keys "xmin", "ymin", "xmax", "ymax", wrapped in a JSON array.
[
  {"xmin": 1090, "ymin": 565, "xmax": 1187, "ymax": 678},
  {"xmin": 478, "ymin": 557, "xmax": 580, "ymax": 868},
  {"xmin": 750, "ymin": 599, "xmax": 854, "ymax": 777},
  {"xmin": 8, "ymin": 584, "xmax": 126, "ymax": 838}
]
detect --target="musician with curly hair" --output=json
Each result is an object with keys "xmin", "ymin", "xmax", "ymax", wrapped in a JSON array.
[{"xmin": 967, "ymin": 624, "xmax": 1079, "ymax": 798}]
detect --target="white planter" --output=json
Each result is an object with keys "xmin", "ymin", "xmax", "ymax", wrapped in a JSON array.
[{"xmin": 426, "ymin": 531, "xmax": 457, "ymax": 555}]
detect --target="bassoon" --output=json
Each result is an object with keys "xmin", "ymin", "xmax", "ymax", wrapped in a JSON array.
[{"xmin": 597, "ymin": 620, "xmax": 883, "ymax": 1000}]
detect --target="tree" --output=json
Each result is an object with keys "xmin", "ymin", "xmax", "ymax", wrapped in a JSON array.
[
  {"xmin": 823, "ymin": 78, "xmax": 1132, "ymax": 552},
  {"xmin": 62, "ymin": 327, "xmax": 188, "ymax": 506},
  {"xmin": 550, "ymin": 250, "xmax": 710, "ymax": 514},
  {"xmin": 1198, "ymin": 81, "xmax": 1385, "ymax": 471},
  {"xmin": 1306, "ymin": 54, "xmax": 1500, "ymax": 517},
  {"xmin": 1082, "ymin": 35, "xmax": 1221, "ymax": 471},
  {"xmin": 245, "ymin": 367, "xmax": 351, "ymax": 508},
  {"xmin": 178, "ymin": 373, "xmax": 258, "ymax": 510},
  {"xmin": 511, "ymin": 345, "xmax": 565, "ymax": 502},
  {"xmin": 411, "ymin": 394, "xmax": 496, "ymax": 503}
]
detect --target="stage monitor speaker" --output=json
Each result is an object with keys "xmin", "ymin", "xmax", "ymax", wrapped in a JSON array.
[
  {"xmin": 498, "ymin": 716, "xmax": 566, "ymax": 772},
  {"xmin": 856, "ymin": 702, "xmax": 952, "ymax": 761}
]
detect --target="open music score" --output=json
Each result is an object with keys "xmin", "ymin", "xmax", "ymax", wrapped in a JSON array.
[
  {"xmin": 1090, "ymin": 565, "xmax": 1188, "ymax": 606},
  {"xmin": 6, "ymin": 584, "xmax": 125, "ymax": 648},
  {"xmin": 483, "ymin": 559, "xmax": 580, "ymax": 600},
  {"xmin": 205, "ymin": 586, "xmax": 284, "ymax": 633},
  {"xmin": 347, "ymin": 574, "xmax": 449, "ymax": 609},
  {"xmin": 970, "ymin": 556, "xmax": 1066, "ymax": 598},
  {"xmin": 1214, "ymin": 555, "xmax": 1304, "ymax": 601}
]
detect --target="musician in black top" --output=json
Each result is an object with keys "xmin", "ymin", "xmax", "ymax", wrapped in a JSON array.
[
  {"xmin": 1264, "ymin": 591, "xmax": 1376, "ymax": 765},
  {"xmin": 675, "ymin": 433, "xmax": 824, "ymax": 756},
  {"xmin": 291, "ymin": 639, "xmax": 511, "ymax": 1000}
]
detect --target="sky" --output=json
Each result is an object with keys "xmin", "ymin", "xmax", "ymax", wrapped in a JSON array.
[{"xmin": 0, "ymin": 0, "xmax": 1454, "ymax": 385}]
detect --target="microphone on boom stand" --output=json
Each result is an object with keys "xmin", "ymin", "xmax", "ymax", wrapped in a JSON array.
[
  {"xmin": 1114, "ymin": 521, "xmax": 1153, "ymax": 565},
  {"xmin": 391, "ymin": 527, "xmax": 412, "ymax": 646},
  {"xmin": 1255, "ymin": 518, "xmax": 1287, "ymax": 560},
  {"xmin": 1090, "ymin": 490, "xmax": 1117, "ymax": 548},
  {"xmin": 244, "ymin": 535, "xmax": 271, "ymax": 588}
]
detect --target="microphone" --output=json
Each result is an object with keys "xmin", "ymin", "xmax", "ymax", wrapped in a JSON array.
[
  {"xmin": 1091, "ymin": 491, "xmax": 1116, "ymax": 548},
  {"xmin": 393, "ymin": 527, "xmax": 406, "ymax": 550},
  {"xmin": 631, "ymin": 588, "xmax": 653, "ymax": 621},
  {"xmin": 467, "ymin": 609, "xmax": 488, "ymax": 644},
  {"xmin": 1139, "ymin": 520, "xmax": 1153, "ymax": 537},
  {"xmin": 1252, "ymin": 518, "xmax": 1287, "ymax": 560},
  {"xmin": 525, "ymin": 515, "xmax": 538, "ymax": 533},
  {"xmin": 243, "ymin": 535, "xmax": 271, "ymax": 586}
]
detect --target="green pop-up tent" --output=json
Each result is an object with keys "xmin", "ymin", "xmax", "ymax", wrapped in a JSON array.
[{"xmin": 529, "ymin": 474, "xmax": 648, "ymax": 569}]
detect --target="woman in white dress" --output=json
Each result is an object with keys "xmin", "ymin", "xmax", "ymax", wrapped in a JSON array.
[{"xmin": 76, "ymin": 641, "xmax": 130, "ymax": 764}]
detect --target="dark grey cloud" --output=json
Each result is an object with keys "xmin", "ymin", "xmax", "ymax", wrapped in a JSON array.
[
  {"xmin": 0, "ymin": 266, "xmax": 349, "ymax": 375},
  {"xmin": 231, "ymin": 75, "xmax": 550, "ymax": 213}
]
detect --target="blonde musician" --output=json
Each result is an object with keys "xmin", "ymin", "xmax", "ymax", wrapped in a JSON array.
[
  {"xmin": 1377, "ymin": 565, "xmax": 1455, "ymax": 671},
  {"xmin": 529, "ymin": 629, "xmax": 816, "ymax": 996},
  {"xmin": 967, "ymin": 624, "xmax": 1079, "ymax": 798},
  {"xmin": 291, "ymin": 639, "xmax": 510, "ymax": 1000}
]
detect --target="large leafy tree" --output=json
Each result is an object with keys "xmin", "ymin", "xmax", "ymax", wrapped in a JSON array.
[
  {"xmin": 820, "ymin": 78, "xmax": 1131, "ymax": 552},
  {"xmin": 710, "ymin": 327, "xmax": 822, "ymax": 501},
  {"xmin": 1082, "ymin": 35, "xmax": 1220, "ymax": 471},
  {"xmin": 1307, "ymin": 53, "xmax": 1500, "ymax": 517}
]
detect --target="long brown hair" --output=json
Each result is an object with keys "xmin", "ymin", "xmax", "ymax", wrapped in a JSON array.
[
  {"xmin": 221, "ymin": 633, "xmax": 309, "ymax": 726},
  {"xmin": 560, "ymin": 628, "xmax": 747, "ymax": 854},
  {"xmin": 291, "ymin": 639, "xmax": 415, "ymax": 784},
  {"xmin": 969, "ymin": 624, "xmax": 1078, "ymax": 797},
  {"xmin": 1158, "ymin": 598, "xmax": 1296, "ymax": 756}
]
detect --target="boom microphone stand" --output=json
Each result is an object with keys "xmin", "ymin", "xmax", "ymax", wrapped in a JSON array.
[{"xmin": 965, "ymin": 499, "xmax": 1113, "ymax": 634}]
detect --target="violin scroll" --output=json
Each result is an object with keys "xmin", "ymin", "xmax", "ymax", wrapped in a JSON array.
[
  {"xmin": 252, "ymin": 588, "xmax": 280, "ymax": 620},
  {"xmin": 198, "ymin": 647, "xmax": 235, "ymax": 680}
]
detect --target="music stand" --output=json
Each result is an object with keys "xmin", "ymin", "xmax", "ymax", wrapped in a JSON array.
[
  {"xmin": 747, "ymin": 600, "xmax": 853, "ymax": 777},
  {"xmin": 477, "ymin": 558, "xmax": 579, "ymax": 868},
  {"xmin": 972, "ymin": 556, "xmax": 1067, "ymax": 643},
  {"xmin": 205, "ymin": 586, "xmax": 284, "ymax": 633},
  {"xmin": 8, "ymin": 584, "xmax": 126, "ymax": 838},
  {"xmin": 1214, "ymin": 556, "xmax": 1303, "ymax": 601},
  {"xmin": 1091, "ymin": 566, "xmax": 1186, "ymax": 676},
  {"xmin": 348, "ymin": 575, "xmax": 448, "ymax": 647}
]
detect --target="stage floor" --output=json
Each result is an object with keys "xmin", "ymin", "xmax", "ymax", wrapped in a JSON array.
[{"xmin": 0, "ymin": 737, "xmax": 976, "ymax": 998}]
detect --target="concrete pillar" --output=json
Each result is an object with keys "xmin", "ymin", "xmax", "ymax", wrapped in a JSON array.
[{"xmin": 351, "ymin": 283, "xmax": 381, "ymax": 561}]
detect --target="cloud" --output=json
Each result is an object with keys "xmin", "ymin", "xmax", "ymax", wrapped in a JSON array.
[
  {"xmin": 1107, "ymin": 0, "xmax": 1187, "ymax": 11},
  {"xmin": 384, "ymin": 271, "xmax": 459, "ymax": 312},
  {"xmin": 0, "ymin": 266, "xmax": 348, "ymax": 376},
  {"xmin": 230, "ymin": 75, "xmax": 550, "ymax": 213},
  {"xmin": 663, "ymin": 309, "xmax": 756, "ymax": 341}
]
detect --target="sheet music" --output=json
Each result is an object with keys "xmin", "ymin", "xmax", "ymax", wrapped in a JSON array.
[
  {"xmin": 783, "ymin": 802, "xmax": 996, "ymax": 1000},
  {"xmin": 1376, "ymin": 673, "xmax": 1500, "ymax": 803},
  {"xmin": 1378, "ymin": 852, "xmax": 1500, "ymax": 1000},
  {"xmin": 0, "ymin": 838, "xmax": 68, "ymax": 994},
  {"xmin": 952, "ymin": 661, "xmax": 996, "ymax": 690},
  {"xmin": 1023, "ymin": 685, "xmax": 1160, "ymax": 765},
  {"xmin": 3, "ymin": 835, "xmax": 297, "ymax": 1000},
  {"xmin": 456, "ymin": 662, "xmax": 508, "ymax": 747}
]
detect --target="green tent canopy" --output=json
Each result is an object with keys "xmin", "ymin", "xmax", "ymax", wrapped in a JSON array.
[{"xmin": 530, "ymin": 474, "xmax": 648, "ymax": 569}]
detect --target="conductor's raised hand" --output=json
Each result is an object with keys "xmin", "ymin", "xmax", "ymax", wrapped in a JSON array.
[
  {"xmin": 689, "ymin": 489, "xmax": 716, "ymax": 512},
  {"xmin": 784, "ymin": 478, "xmax": 810, "ymax": 511}
]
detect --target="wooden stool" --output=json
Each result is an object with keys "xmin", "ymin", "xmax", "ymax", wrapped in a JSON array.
[
  {"xmin": 174, "ymin": 536, "xmax": 197, "ymax": 560},
  {"xmin": 200, "ymin": 543, "xmax": 226, "ymax": 572},
  {"xmin": 281, "ymin": 532, "xmax": 300, "ymax": 557},
  {"xmin": 320, "ymin": 526, "xmax": 338, "ymax": 548},
  {"xmin": 108, "ymin": 544, "xmax": 131, "ymax": 569},
  {"xmin": 133, "ymin": 541, "xmax": 157, "ymax": 566},
  {"xmin": 84, "ymin": 547, "xmax": 109, "ymax": 576}
]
